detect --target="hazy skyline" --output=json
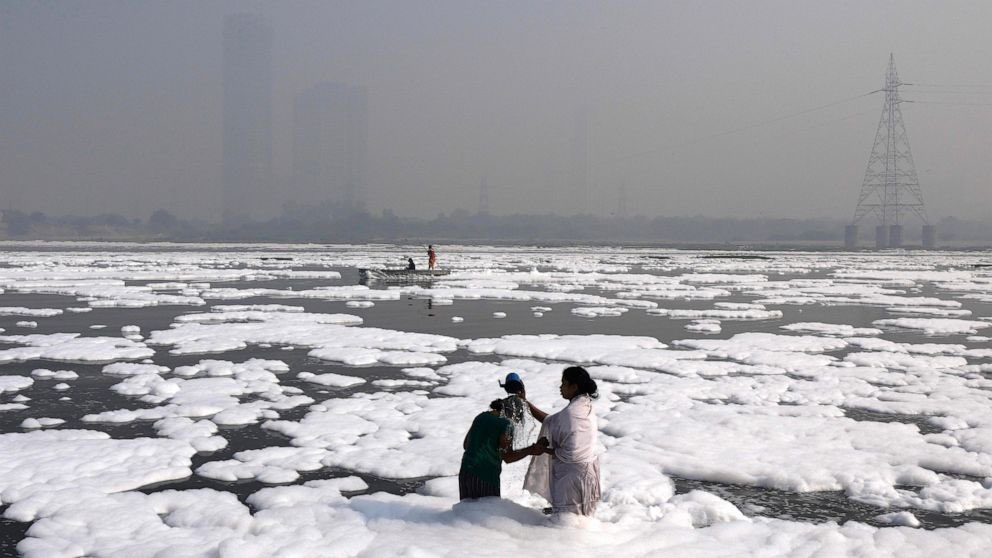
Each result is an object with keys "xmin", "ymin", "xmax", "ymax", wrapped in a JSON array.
[
  {"xmin": 2, "ymin": 1, "xmax": 990, "ymax": 223},
  {"xmin": 223, "ymin": 12, "xmax": 273, "ymax": 223}
]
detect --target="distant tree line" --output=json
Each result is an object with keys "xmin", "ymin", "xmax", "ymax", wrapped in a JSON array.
[{"xmin": 3, "ymin": 205, "xmax": 991, "ymax": 247}]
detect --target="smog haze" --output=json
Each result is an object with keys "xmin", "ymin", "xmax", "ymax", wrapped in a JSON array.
[{"xmin": 2, "ymin": 1, "xmax": 991, "ymax": 223}]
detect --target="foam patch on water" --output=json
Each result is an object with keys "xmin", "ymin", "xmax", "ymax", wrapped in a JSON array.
[
  {"xmin": 685, "ymin": 320, "xmax": 722, "ymax": 333},
  {"xmin": 649, "ymin": 308, "xmax": 783, "ymax": 320},
  {"xmin": 572, "ymin": 306, "xmax": 628, "ymax": 318},
  {"xmin": 197, "ymin": 446, "xmax": 331, "ymax": 484},
  {"xmin": 0, "ymin": 376, "xmax": 34, "ymax": 394},
  {"xmin": 874, "ymin": 318, "xmax": 992, "ymax": 336},
  {"xmin": 781, "ymin": 322, "xmax": 882, "ymax": 336},
  {"xmin": 12, "ymin": 486, "xmax": 992, "ymax": 558},
  {"xmin": 20, "ymin": 418, "xmax": 65, "ymax": 429},
  {"xmin": 0, "ymin": 429, "xmax": 195, "ymax": 518},
  {"xmin": 0, "ymin": 333, "xmax": 153, "ymax": 363},
  {"xmin": 149, "ymin": 312, "xmax": 460, "ymax": 370},
  {"xmin": 0, "ymin": 307, "xmax": 63, "ymax": 317},
  {"xmin": 82, "ymin": 359, "xmax": 311, "ymax": 426},
  {"xmin": 31, "ymin": 368, "xmax": 79, "ymax": 381},
  {"xmin": 298, "ymin": 372, "xmax": 366, "ymax": 388}
]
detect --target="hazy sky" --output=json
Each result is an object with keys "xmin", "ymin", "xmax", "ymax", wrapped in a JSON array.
[{"xmin": 2, "ymin": 1, "xmax": 990, "ymax": 222}]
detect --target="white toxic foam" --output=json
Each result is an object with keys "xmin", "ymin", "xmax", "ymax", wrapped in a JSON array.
[{"xmin": 874, "ymin": 318, "xmax": 992, "ymax": 336}]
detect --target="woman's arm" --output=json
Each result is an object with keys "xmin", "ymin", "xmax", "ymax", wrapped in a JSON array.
[
  {"xmin": 526, "ymin": 400, "xmax": 548, "ymax": 423},
  {"xmin": 499, "ymin": 433, "xmax": 546, "ymax": 463}
]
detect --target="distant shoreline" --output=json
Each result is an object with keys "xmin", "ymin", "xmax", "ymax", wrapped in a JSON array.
[{"xmin": 1, "ymin": 238, "xmax": 990, "ymax": 252}]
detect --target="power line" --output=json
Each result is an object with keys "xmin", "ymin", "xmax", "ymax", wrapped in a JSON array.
[
  {"xmin": 906, "ymin": 100, "xmax": 992, "ymax": 106},
  {"xmin": 603, "ymin": 91, "xmax": 878, "ymax": 166},
  {"xmin": 906, "ymin": 82, "xmax": 992, "ymax": 89},
  {"xmin": 906, "ymin": 89, "xmax": 992, "ymax": 95}
]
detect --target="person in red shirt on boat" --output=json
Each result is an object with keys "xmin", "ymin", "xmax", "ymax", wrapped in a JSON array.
[{"xmin": 427, "ymin": 245, "xmax": 437, "ymax": 270}]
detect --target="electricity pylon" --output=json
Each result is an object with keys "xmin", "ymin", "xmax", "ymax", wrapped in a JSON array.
[{"xmin": 849, "ymin": 54, "xmax": 932, "ymax": 249}]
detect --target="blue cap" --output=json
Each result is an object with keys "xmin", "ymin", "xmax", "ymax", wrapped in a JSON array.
[{"xmin": 499, "ymin": 372, "xmax": 522, "ymax": 388}]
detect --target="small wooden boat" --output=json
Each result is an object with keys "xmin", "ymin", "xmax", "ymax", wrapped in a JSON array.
[{"xmin": 358, "ymin": 268, "xmax": 451, "ymax": 283}]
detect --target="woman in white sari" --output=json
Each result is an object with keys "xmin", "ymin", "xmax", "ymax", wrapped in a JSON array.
[{"xmin": 523, "ymin": 366, "xmax": 601, "ymax": 516}]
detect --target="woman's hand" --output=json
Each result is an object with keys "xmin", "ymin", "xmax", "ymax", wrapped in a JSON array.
[{"xmin": 528, "ymin": 437, "xmax": 551, "ymax": 455}]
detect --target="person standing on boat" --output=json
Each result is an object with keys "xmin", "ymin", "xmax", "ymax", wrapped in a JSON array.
[
  {"xmin": 406, "ymin": 257, "xmax": 416, "ymax": 270},
  {"xmin": 427, "ymin": 245, "xmax": 437, "ymax": 270}
]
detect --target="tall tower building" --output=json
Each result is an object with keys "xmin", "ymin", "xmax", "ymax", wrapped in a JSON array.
[
  {"xmin": 291, "ymin": 82, "xmax": 368, "ymax": 210},
  {"xmin": 569, "ymin": 107, "xmax": 590, "ymax": 215},
  {"xmin": 222, "ymin": 13, "xmax": 273, "ymax": 224}
]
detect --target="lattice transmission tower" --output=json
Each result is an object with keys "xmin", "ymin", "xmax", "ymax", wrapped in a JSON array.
[{"xmin": 846, "ymin": 54, "xmax": 935, "ymax": 249}]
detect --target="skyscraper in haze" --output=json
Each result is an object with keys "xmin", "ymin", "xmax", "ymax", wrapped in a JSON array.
[
  {"xmin": 222, "ymin": 13, "xmax": 273, "ymax": 224},
  {"xmin": 291, "ymin": 82, "xmax": 368, "ymax": 210},
  {"xmin": 569, "ymin": 107, "xmax": 590, "ymax": 215}
]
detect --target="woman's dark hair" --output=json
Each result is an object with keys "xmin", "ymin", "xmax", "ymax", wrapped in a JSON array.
[
  {"xmin": 562, "ymin": 366, "xmax": 598, "ymax": 399},
  {"xmin": 489, "ymin": 399, "xmax": 504, "ymax": 412}
]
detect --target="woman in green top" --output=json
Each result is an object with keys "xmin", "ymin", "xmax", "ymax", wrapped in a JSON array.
[{"xmin": 459, "ymin": 399, "xmax": 547, "ymax": 500}]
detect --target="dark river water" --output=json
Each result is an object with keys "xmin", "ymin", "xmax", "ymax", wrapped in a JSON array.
[{"xmin": 2, "ymin": 257, "xmax": 991, "ymax": 554}]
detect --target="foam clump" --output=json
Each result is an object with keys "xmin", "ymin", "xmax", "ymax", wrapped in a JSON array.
[
  {"xmin": 0, "ymin": 333, "xmax": 153, "ymax": 363},
  {"xmin": 20, "ymin": 417, "xmax": 65, "ymax": 429},
  {"xmin": 0, "ymin": 375, "xmax": 34, "ymax": 394},
  {"xmin": 572, "ymin": 306, "xmax": 628, "ymax": 318},
  {"xmin": 31, "ymin": 369, "xmax": 78, "ymax": 380},
  {"xmin": 0, "ymin": 307, "xmax": 63, "ymax": 317},
  {"xmin": 662, "ymin": 490, "xmax": 748, "ymax": 528},
  {"xmin": 874, "ymin": 318, "xmax": 992, "ymax": 336},
  {"xmin": 781, "ymin": 322, "xmax": 882, "ymax": 336},
  {"xmin": 686, "ymin": 319, "xmax": 721, "ymax": 333},
  {"xmin": 197, "ymin": 446, "xmax": 330, "ymax": 484},
  {"xmin": 874, "ymin": 511, "xmax": 921, "ymax": 527},
  {"xmin": 649, "ymin": 308, "xmax": 783, "ymax": 320},
  {"xmin": 154, "ymin": 417, "xmax": 227, "ymax": 453},
  {"xmin": 297, "ymin": 372, "xmax": 366, "ymax": 388}
]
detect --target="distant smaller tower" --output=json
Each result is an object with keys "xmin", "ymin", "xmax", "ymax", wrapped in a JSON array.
[
  {"xmin": 478, "ymin": 176, "xmax": 490, "ymax": 215},
  {"xmin": 844, "ymin": 224, "xmax": 858, "ymax": 250},
  {"xmin": 617, "ymin": 183, "xmax": 628, "ymax": 218}
]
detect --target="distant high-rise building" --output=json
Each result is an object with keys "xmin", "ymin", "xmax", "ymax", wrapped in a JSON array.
[
  {"xmin": 291, "ymin": 82, "xmax": 368, "ymax": 210},
  {"xmin": 222, "ymin": 13, "xmax": 273, "ymax": 224},
  {"xmin": 569, "ymin": 107, "xmax": 590, "ymax": 215}
]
